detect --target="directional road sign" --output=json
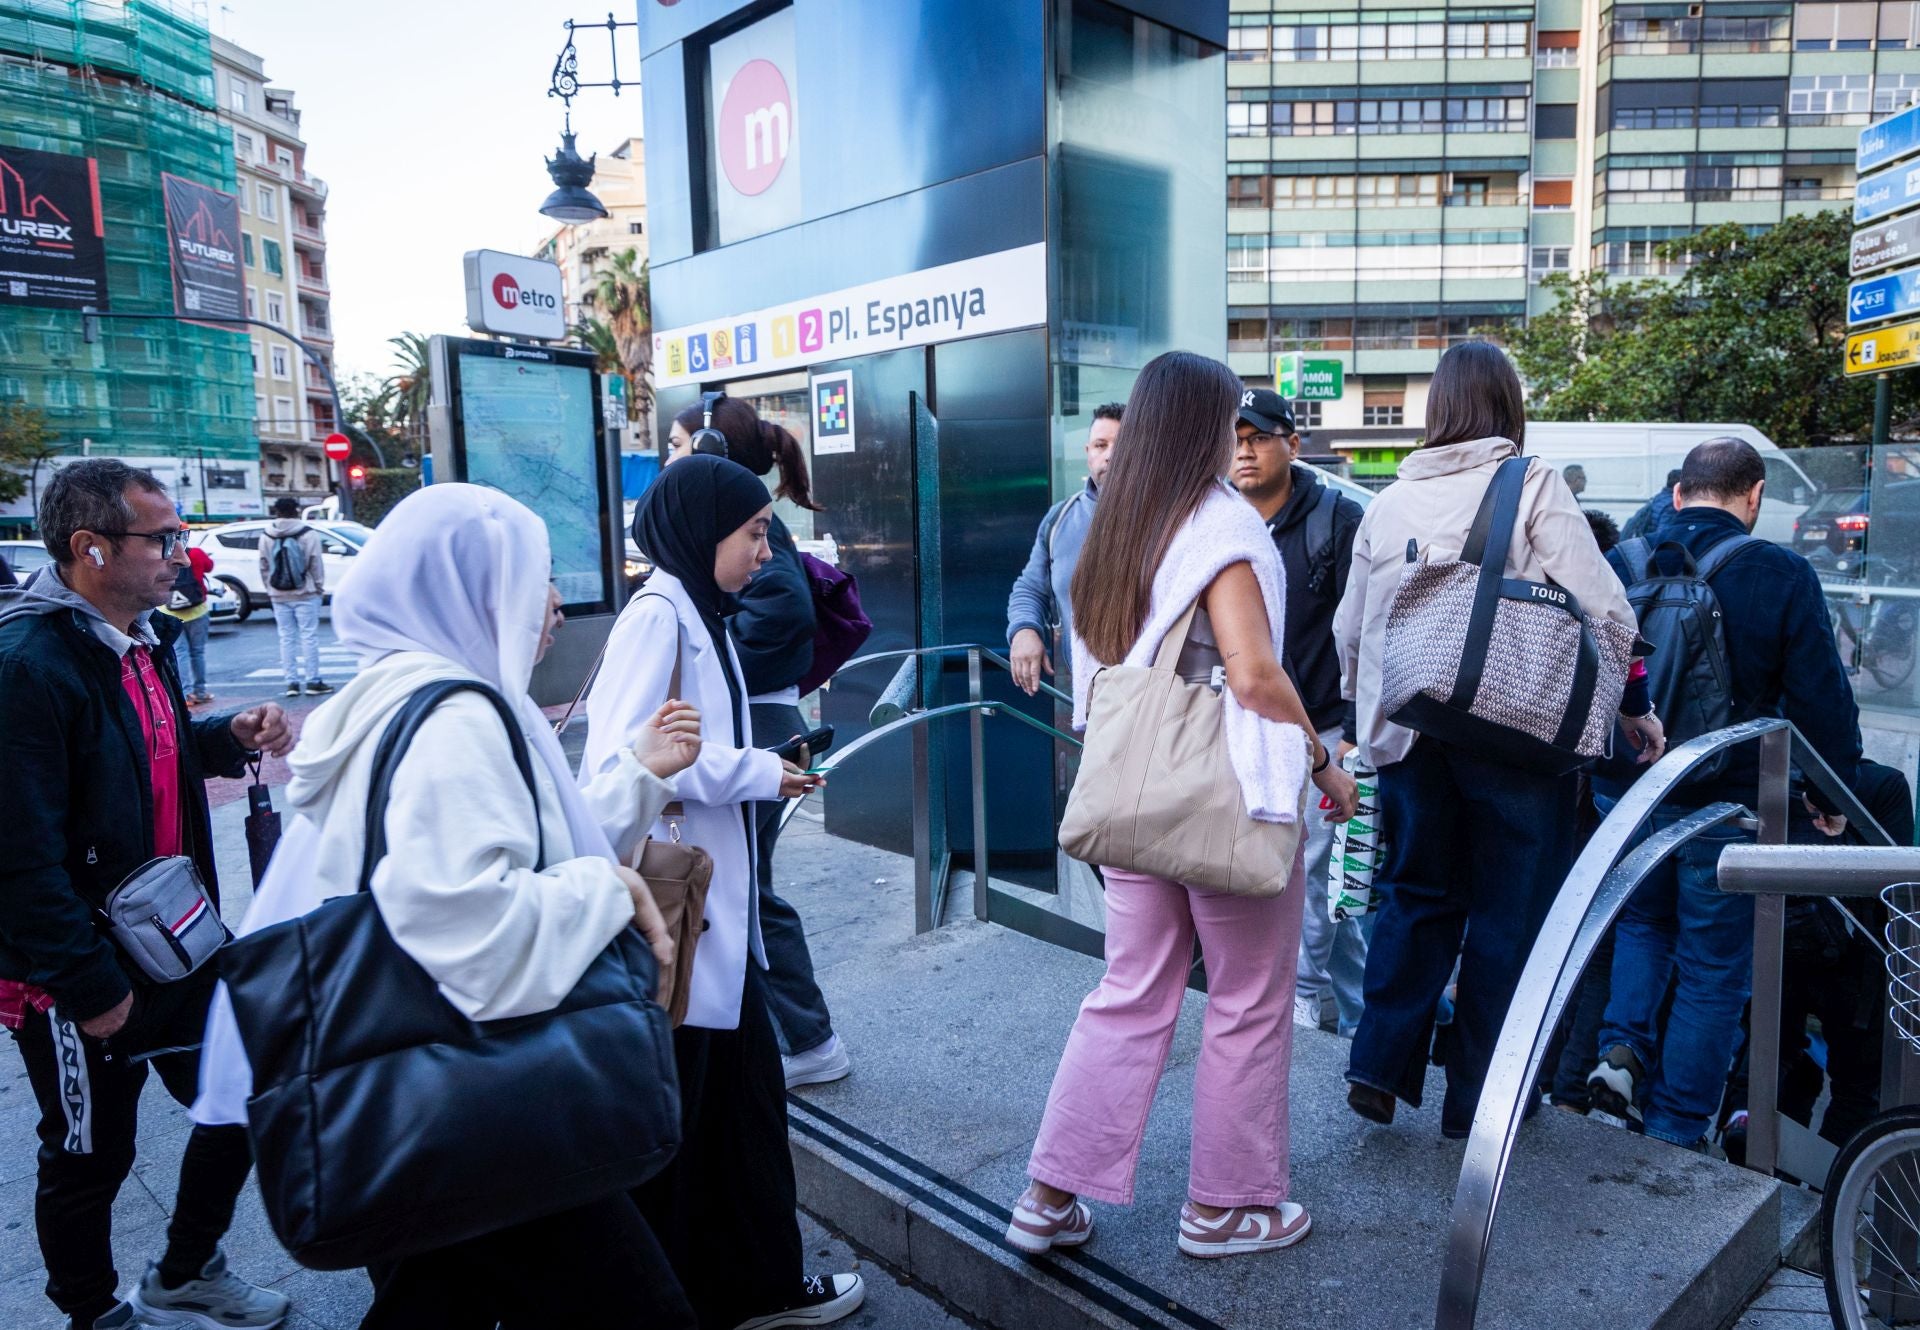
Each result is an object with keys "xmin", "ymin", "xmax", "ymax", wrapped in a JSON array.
[
  {"xmin": 1853, "ymin": 213, "xmax": 1920, "ymax": 276},
  {"xmin": 1847, "ymin": 317, "xmax": 1920, "ymax": 375},
  {"xmin": 1862, "ymin": 100, "xmax": 1920, "ymax": 174},
  {"xmin": 1855, "ymin": 159, "xmax": 1920, "ymax": 225},
  {"xmin": 1848, "ymin": 265, "xmax": 1920, "ymax": 327},
  {"xmin": 1275, "ymin": 352, "xmax": 1344, "ymax": 401}
]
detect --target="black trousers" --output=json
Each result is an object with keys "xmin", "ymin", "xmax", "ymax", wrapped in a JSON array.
[
  {"xmin": 635, "ymin": 965, "xmax": 804, "ymax": 1330},
  {"xmin": 362, "ymin": 1192, "xmax": 695, "ymax": 1330},
  {"xmin": 749, "ymin": 701, "xmax": 836, "ymax": 1057},
  {"xmin": 12, "ymin": 1003, "xmax": 253, "ymax": 1322}
]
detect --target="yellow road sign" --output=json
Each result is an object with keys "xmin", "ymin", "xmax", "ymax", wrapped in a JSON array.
[{"xmin": 1846, "ymin": 317, "xmax": 1920, "ymax": 374}]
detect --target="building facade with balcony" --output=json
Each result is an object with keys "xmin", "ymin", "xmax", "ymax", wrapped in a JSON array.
[
  {"xmin": 1225, "ymin": 0, "xmax": 1920, "ymax": 467},
  {"xmin": 212, "ymin": 34, "xmax": 334, "ymax": 506}
]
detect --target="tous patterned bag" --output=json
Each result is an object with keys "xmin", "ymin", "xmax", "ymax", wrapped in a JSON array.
[{"xmin": 1380, "ymin": 456, "xmax": 1636, "ymax": 776}]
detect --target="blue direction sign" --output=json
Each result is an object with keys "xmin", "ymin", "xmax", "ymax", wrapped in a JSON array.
[
  {"xmin": 1849, "ymin": 265, "xmax": 1920, "ymax": 327},
  {"xmin": 1862, "ymin": 101, "xmax": 1920, "ymax": 173},
  {"xmin": 1856, "ymin": 159, "xmax": 1920, "ymax": 224}
]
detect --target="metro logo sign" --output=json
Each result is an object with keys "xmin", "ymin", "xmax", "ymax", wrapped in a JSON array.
[
  {"xmin": 720, "ymin": 58, "xmax": 793, "ymax": 197},
  {"xmin": 464, "ymin": 249, "xmax": 566, "ymax": 340}
]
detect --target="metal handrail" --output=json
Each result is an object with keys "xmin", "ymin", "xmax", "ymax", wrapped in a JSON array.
[{"xmin": 1436, "ymin": 718, "xmax": 1893, "ymax": 1330}]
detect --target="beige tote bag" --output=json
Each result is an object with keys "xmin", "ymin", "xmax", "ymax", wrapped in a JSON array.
[{"xmin": 1058, "ymin": 604, "xmax": 1306, "ymax": 897}]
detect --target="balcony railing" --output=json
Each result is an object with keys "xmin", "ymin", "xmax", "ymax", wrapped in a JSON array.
[
  {"xmin": 297, "ymin": 270, "xmax": 329, "ymax": 297},
  {"xmin": 291, "ymin": 221, "xmax": 326, "ymax": 246},
  {"xmin": 298, "ymin": 322, "xmax": 333, "ymax": 344}
]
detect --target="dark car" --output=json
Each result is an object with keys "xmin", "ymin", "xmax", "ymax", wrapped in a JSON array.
[{"xmin": 1792, "ymin": 487, "xmax": 1869, "ymax": 563}]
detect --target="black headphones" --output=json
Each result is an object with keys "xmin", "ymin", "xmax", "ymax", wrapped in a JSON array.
[{"xmin": 689, "ymin": 391, "xmax": 729, "ymax": 457}]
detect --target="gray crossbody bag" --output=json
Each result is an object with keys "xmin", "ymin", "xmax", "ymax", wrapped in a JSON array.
[{"xmin": 101, "ymin": 855, "xmax": 229, "ymax": 983}]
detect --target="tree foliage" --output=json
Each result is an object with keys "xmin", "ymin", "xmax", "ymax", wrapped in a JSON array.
[
  {"xmin": 0, "ymin": 401, "xmax": 57, "ymax": 506},
  {"xmin": 589, "ymin": 250, "xmax": 652, "ymax": 430},
  {"xmin": 1503, "ymin": 212, "xmax": 1920, "ymax": 448},
  {"xmin": 379, "ymin": 332, "xmax": 433, "ymax": 454}
]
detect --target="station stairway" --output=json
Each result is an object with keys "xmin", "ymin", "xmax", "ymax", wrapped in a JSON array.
[{"xmin": 774, "ymin": 813, "xmax": 1797, "ymax": 1330}]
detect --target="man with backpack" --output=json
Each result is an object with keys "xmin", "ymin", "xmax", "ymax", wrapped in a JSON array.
[
  {"xmin": 256, "ymin": 497, "xmax": 328, "ymax": 698},
  {"xmin": 1231, "ymin": 387, "xmax": 1368, "ymax": 1035},
  {"xmin": 1007, "ymin": 402, "xmax": 1121, "ymax": 697},
  {"xmin": 1586, "ymin": 437, "xmax": 1861, "ymax": 1151},
  {"xmin": 157, "ymin": 541, "xmax": 217, "ymax": 706}
]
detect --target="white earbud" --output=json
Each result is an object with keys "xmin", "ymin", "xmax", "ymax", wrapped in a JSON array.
[{"xmin": 88, "ymin": 547, "xmax": 104, "ymax": 567}]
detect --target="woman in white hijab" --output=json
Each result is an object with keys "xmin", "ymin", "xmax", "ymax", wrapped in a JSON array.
[{"xmin": 194, "ymin": 484, "xmax": 700, "ymax": 1329}]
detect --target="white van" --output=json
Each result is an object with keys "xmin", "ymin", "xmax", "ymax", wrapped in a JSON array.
[{"xmin": 1524, "ymin": 422, "xmax": 1819, "ymax": 547}]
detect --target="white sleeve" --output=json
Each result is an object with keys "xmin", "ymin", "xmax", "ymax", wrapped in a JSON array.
[
  {"xmin": 370, "ymin": 696, "xmax": 635, "ymax": 1022},
  {"xmin": 578, "ymin": 747, "xmax": 677, "ymax": 863}
]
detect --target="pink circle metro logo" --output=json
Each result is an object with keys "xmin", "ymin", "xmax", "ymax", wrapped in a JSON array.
[
  {"xmin": 492, "ymin": 272, "xmax": 522, "ymax": 309},
  {"xmin": 718, "ymin": 58, "xmax": 792, "ymax": 197}
]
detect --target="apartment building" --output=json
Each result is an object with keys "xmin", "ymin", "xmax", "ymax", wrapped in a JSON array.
[
  {"xmin": 213, "ymin": 34, "xmax": 335, "ymax": 504},
  {"xmin": 1225, "ymin": 0, "xmax": 1920, "ymax": 466}
]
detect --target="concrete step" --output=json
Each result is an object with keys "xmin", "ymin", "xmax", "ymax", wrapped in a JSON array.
[{"xmin": 783, "ymin": 852, "xmax": 1786, "ymax": 1330}]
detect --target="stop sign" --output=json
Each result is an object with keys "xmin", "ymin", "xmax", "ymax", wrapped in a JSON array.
[{"xmin": 323, "ymin": 432, "xmax": 351, "ymax": 462}]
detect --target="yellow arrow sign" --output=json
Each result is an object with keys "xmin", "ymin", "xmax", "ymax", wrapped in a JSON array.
[{"xmin": 1846, "ymin": 316, "xmax": 1920, "ymax": 374}]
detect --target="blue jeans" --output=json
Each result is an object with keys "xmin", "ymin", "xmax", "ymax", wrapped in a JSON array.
[
  {"xmin": 1347, "ymin": 737, "xmax": 1578, "ymax": 1136},
  {"xmin": 271, "ymin": 596, "xmax": 321, "ymax": 685},
  {"xmin": 1596, "ymin": 797, "xmax": 1751, "ymax": 1146},
  {"xmin": 171, "ymin": 613, "xmax": 209, "ymax": 694}
]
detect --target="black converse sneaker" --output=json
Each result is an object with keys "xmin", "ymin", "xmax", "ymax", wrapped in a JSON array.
[{"xmin": 731, "ymin": 1274, "xmax": 866, "ymax": 1329}]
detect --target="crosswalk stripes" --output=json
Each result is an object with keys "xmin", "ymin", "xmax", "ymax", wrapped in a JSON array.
[{"xmin": 243, "ymin": 647, "xmax": 359, "ymax": 680}]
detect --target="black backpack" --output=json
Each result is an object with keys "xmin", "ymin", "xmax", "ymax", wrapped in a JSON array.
[
  {"xmin": 1600, "ymin": 533, "xmax": 1763, "ymax": 784},
  {"xmin": 168, "ymin": 562, "xmax": 205, "ymax": 610}
]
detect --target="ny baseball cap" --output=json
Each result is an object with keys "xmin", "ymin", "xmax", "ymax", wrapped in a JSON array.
[{"xmin": 1237, "ymin": 387, "xmax": 1296, "ymax": 436}]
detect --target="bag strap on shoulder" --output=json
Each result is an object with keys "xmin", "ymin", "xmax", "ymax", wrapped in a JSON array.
[
  {"xmin": 1693, "ymin": 533, "xmax": 1764, "ymax": 581},
  {"xmin": 360, "ymin": 679, "xmax": 544, "ymax": 893},
  {"xmin": 1448, "ymin": 456, "xmax": 1531, "ymax": 712},
  {"xmin": 1616, "ymin": 536, "xmax": 1655, "ymax": 585},
  {"xmin": 1151, "ymin": 601, "xmax": 1202, "ymax": 672}
]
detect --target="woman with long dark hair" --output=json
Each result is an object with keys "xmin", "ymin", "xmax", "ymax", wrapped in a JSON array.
[
  {"xmin": 667, "ymin": 396, "xmax": 850, "ymax": 1089},
  {"xmin": 1008, "ymin": 352, "xmax": 1357, "ymax": 1262},
  {"xmin": 1333, "ymin": 341, "xmax": 1662, "ymax": 1137}
]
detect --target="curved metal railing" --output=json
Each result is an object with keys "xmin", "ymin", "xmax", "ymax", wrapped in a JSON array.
[{"xmin": 1435, "ymin": 719, "xmax": 1894, "ymax": 1329}]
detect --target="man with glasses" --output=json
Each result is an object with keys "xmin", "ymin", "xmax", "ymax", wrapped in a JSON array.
[
  {"xmin": 1232, "ymin": 388, "xmax": 1371, "ymax": 1037},
  {"xmin": 0, "ymin": 459, "xmax": 295, "ymax": 1330}
]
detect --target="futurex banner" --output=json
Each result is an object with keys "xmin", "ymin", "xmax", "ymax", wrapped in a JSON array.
[
  {"xmin": 0, "ymin": 146, "xmax": 109, "ymax": 311},
  {"xmin": 163, "ymin": 173, "xmax": 244, "ymax": 321}
]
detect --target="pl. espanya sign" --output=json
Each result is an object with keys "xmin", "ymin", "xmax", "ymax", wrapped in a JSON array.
[{"xmin": 653, "ymin": 244, "xmax": 1047, "ymax": 388}]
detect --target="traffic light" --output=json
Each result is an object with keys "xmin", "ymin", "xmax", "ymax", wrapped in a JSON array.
[{"xmin": 347, "ymin": 464, "xmax": 368, "ymax": 491}]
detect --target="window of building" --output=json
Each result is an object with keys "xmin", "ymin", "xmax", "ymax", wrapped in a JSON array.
[
  {"xmin": 1533, "ymin": 178, "xmax": 1574, "ymax": 209},
  {"xmin": 1792, "ymin": 74, "xmax": 1873, "ymax": 123},
  {"xmin": 1536, "ymin": 103, "xmax": 1577, "ymax": 138},
  {"xmin": 1229, "ymin": 24, "xmax": 1271, "ymax": 60},
  {"xmin": 1355, "ymin": 172, "xmax": 1440, "ymax": 204},
  {"xmin": 1229, "ymin": 174, "xmax": 1272, "ymax": 208},
  {"xmin": 1273, "ymin": 173, "xmax": 1358, "ymax": 206},
  {"xmin": 229, "ymin": 78, "xmax": 248, "ymax": 115},
  {"xmin": 1530, "ymin": 245, "xmax": 1572, "ymax": 278},
  {"xmin": 1227, "ymin": 235, "xmax": 1270, "ymax": 277},
  {"xmin": 1362, "ymin": 400, "xmax": 1406, "ymax": 426},
  {"xmin": 235, "ymin": 130, "xmax": 254, "ymax": 163},
  {"xmin": 1606, "ymin": 164, "xmax": 1689, "ymax": 202},
  {"xmin": 1700, "ymin": 79, "xmax": 1784, "ymax": 127},
  {"xmin": 256, "ymin": 184, "xmax": 276, "ymax": 220},
  {"xmin": 245, "ymin": 285, "xmax": 257, "ymax": 317},
  {"xmin": 242, "ymin": 232, "xmax": 255, "ymax": 267},
  {"xmin": 1448, "ymin": 175, "xmax": 1490, "ymax": 206},
  {"xmin": 272, "ymin": 396, "xmax": 295, "ymax": 433},
  {"xmin": 628, "ymin": 220, "xmax": 644, "ymax": 234},
  {"xmin": 270, "ymin": 344, "xmax": 291, "ymax": 379},
  {"xmin": 237, "ymin": 184, "xmax": 248, "ymax": 215},
  {"xmin": 1883, "ymin": 2, "xmax": 1920, "ymax": 47},
  {"xmin": 1227, "ymin": 100, "xmax": 1271, "ymax": 136},
  {"xmin": 1228, "ymin": 318, "xmax": 1268, "ymax": 350},
  {"xmin": 0, "ymin": 376, "xmax": 22, "ymax": 401},
  {"xmin": 266, "ymin": 292, "xmax": 285, "ymax": 327},
  {"xmin": 262, "ymin": 238, "xmax": 283, "ymax": 276},
  {"xmin": 1795, "ymin": 3, "xmax": 1878, "ymax": 50},
  {"xmin": 1537, "ymin": 30, "xmax": 1579, "ymax": 65},
  {"xmin": 1878, "ymin": 73, "xmax": 1920, "ymax": 114},
  {"xmin": 1292, "ymin": 401, "xmax": 1324, "ymax": 429},
  {"xmin": 1272, "ymin": 317, "xmax": 1354, "ymax": 350},
  {"xmin": 42, "ymin": 329, "xmax": 74, "ymax": 356},
  {"xmin": 249, "ymin": 338, "xmax": 262, "ymax": 375},
  {"xmin": 1271, "ymin": 23, "xmax": 1326, "ymax": 61},
  {"xmin": 274, "ymin": 147, "xmax": 294, "ymax": 173}
]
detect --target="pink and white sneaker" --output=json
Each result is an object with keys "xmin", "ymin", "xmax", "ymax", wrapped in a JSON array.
[
  {"xmin": 1177, "ymin": 1201, "xmax": 1311, "ymax": 1258},
  {"xmin": 1005, "ymin": 1187, "xmax": 1094, "ymax": 1254}
]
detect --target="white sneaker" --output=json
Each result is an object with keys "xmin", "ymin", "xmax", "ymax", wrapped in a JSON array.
[
  {"xmin": 1293, "ymin": 995, "xmax": 1323, "ymax": 1030},
  {"xmin": 783, "ymin": 1034, "xmax": 852, "ymax": 1090}
]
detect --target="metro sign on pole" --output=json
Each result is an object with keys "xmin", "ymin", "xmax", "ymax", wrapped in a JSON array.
[
  {"xmin": 1848, "ymin": 265, "xmax": 1920, "ymax": 326},
  {"xmin": 1847, "ymin": 317, "xmax": 1920, "ymax": 375}
]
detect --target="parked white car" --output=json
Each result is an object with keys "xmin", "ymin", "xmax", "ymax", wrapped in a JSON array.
[{"xmin": 191, "ymin": 519, "xmax": 373, "ymax": 613}]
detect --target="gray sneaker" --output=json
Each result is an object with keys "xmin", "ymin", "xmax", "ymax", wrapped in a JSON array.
[
  {"xmin": 69, "ymin": 1302, "xmax": 167, "ymax": 1330},
  {"xmin": 128, "ymin": 1250, "xmax": 289, "ymax": 1328}
]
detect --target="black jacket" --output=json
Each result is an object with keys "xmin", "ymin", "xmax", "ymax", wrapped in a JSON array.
[
  {"xmin": 1595, "ymin": 505, "xmax": 1862, "ymax": 812},
  {"xmin": 1264, "ymin": 466, "xmax": 1364, "ymax": 736},
  {"xmin": 728, "ymin": 514, "xmax": 816, "ymax": 697},
  {"xmin": 0, "ymin": 602, "xmax": 248, "ymax": 1021}
]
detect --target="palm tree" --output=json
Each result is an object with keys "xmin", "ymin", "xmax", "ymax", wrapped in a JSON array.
[
  {"xmin": 382, "ymin": 332, "xmax": 433, "ymax": 452},
  {"xmin": 571, "ymin": 316, "xmax": 622, "ymax": 375},
  {"xmin": 591, "ymin": 249, "xmax": 652, "ymax": 438}
]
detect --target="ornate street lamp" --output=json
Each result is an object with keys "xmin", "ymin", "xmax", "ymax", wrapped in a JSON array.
[{"xmin": 539, "ymin": 13, "xmax": 638, "ymax": 222}]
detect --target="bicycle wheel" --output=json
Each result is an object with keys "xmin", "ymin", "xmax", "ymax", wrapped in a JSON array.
[{"xmin": 1824, "ymin": 1106, "xmax": 1920, "ymax": 1329}]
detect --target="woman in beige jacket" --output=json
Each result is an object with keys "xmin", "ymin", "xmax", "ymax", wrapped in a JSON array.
[{"xmin": 1332, "ymin": 342, "xmax": 1664, "ymax": 1138}]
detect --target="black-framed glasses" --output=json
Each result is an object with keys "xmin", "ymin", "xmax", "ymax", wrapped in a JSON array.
[{"xmin": 96, "ymin": 528, "xmax": 191, "ymax": 558}]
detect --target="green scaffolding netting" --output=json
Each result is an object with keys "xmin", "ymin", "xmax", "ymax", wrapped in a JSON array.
[{"xmin": 0, "ymin": 0, "xmax": 258, "ymax": 507}]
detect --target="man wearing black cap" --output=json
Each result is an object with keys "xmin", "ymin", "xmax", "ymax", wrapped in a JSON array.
[{"xmin": 1233, "ymin": 387, "xmax": 1370, "ymax": 1036}]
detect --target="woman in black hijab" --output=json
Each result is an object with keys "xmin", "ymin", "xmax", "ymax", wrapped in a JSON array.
[{"xmin": 582, "ymin": 455, "xmax": 864, "ymax": 1329}]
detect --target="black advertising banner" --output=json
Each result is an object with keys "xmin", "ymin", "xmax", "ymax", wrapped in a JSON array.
[
  {"xmin": 0, "ymin": 146, "xmax": 108, "ymax": 310},
  {"xmin": 162, "ymin": 173, "xmax": 243, "ymax": 320}
]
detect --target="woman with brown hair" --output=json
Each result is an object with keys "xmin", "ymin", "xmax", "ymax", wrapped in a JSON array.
[
  {"xmin": 1333, "ymin": 341, "xmax": 1662, "ymax": 1138},
  {"xmin": 667, "ymin": 396, "xmax": 851, "ymax": 1090},
  {"xmin": 1007, "ymin": 351, "xmax": 1357, "ymax": 1262}
]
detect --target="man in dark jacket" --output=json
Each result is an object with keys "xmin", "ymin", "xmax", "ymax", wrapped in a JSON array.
[
  {"xmin": 1587, "ymin": 438, "xmax": 1860, "ymax": 1150},
  {"xmin": 1232, "ymin": 388, "xmax": 1369, "ymax": 1035},
  {"xmin": 0, "ymin": 460, "xmax": 293, "ymax": 1330},
  {"xmin": 1620, "ymin": 468, "xmax": 1683, "ymax": 542}
]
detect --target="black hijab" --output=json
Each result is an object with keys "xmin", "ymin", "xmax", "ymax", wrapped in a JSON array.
[{"xmin": 633, "ymin": 455, "xmax": 773, "ymax": 738}]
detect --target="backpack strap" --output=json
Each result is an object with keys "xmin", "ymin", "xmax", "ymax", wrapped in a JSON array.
[
  {"xmin": 360, "ymin": 679, "xmax": 544, "ymax": 893},
  {"xmin": 1449, "ymin": 456, "xmax": 1531, "ymax": 710},
  {"xmin": 1044, "ymin": 491, "xmax": 1085, "ymax": 564},
  {"xmin": 1615, "ymin": 536, "xmax": 1656, "ymax": 586},
  {"xmin": 1300, "ymin": 482, "xmax": 1338, "ymax": 596},
  {"xmin": 1692, "ymin": 533, "xmax": 1765, "ymax": 581}
]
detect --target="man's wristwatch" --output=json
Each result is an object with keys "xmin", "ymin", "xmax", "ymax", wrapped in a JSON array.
[{"xmin": 1621, "ymin": 704, "xmax": 1658, "ymax": 722}]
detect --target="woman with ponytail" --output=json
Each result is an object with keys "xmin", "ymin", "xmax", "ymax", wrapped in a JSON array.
[{"xmin": 667, "ymin": 396, "xmax": 851, "ymax": 1091}]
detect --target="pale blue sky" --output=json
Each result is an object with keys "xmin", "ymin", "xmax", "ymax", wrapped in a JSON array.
[{"xmin": 221, "ymin": 0, "xmax": 646, "ymax": 381}]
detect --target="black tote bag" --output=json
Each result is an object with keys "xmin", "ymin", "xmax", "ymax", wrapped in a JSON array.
[{"xmin": 223, "ymin": 678, "xmax": 680, "ymax": 1271}]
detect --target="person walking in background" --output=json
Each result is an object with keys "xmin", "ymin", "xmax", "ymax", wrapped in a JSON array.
[
  {"xmin": 1229, "ymin": 387, "xmax": 1370, "ymax": 1038},
  {"xmin": 1006, "ymin": 402, "xmax": 1123, "ymax": 697},
  {"xmin": 585, "ymin": 455, "xmax": 864, "ymax": 1330},
  {"xmin": 0, "ymin": 459, "xmax": 294, "ymax": 1330},
  {"xmin": 1009, "ymin": 353, "xmax": 1356, "ymax": 1263},
  {"xmin": 158, "ymin": 539, "xmax": 217, "ymax": 706},
  {"xmin": 1620, "ymin": 469, "xmax": 1684, "ymax": 542},
  {"xmin": 667, "ymin": 395, "xmax": 851, "ymax": 1091},
  {"xmin": 1335, "ymin": 342, "xmax": 1663, "ymax": 1138},
  {"xmin": 257, "ymin": 496, "xmax": 328, "ymax": 698}
]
